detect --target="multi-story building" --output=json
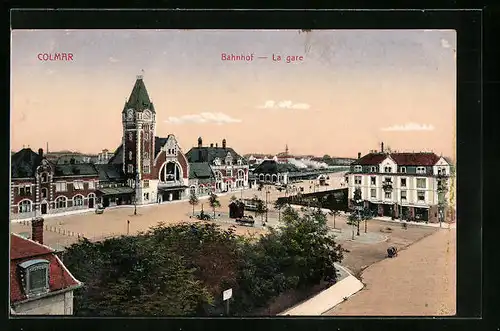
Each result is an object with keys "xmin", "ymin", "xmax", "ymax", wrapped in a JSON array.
[
  {"xmin": 10, "ymin": 219, "xmax": 82, "ymax": 315},
  {"xmin": 107, "ymin": 75, "xmax": 192, "ymax": 204},
  {"xmin": 345, "ymin": 147, "xmax": 454, "ymax": 223},
  {"xmin": 10, "ymin": 148, "xmax": 99, "ymax": 219},
  {"xmin": 185, "ymin": 137, "xmax": 249, "ymax": 192},
  {"xmin": 96, "ymin": 149, "xmax": 115, "ymax": 164}
]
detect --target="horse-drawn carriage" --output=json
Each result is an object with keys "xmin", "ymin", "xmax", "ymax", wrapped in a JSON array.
[
  {"xmin": 196, "ymin": 211, "xmax": 212, "ymax": 221},
  {"xmin": 95, "ymin": 204, "xmax": 105, "ymax": 214},
  {"xmin": 235, "ymin": 215, "xmax": 255, "ymax": 227},
  {"xmin": 387, "ymin": 246, "xmax": 398, "ymax": 258}
]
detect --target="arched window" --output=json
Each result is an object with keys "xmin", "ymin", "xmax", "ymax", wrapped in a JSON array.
[
  {"xmin": 73, "ymin": 195, "xmax": 84, "ymax": 207},
  {"xmin": 41, "ymin": 188, "xmax": 48, "ymax": 199},
  {"xmin": 55, "ymin": 196, "xmax": 67, "ymax": 209},
  {"xmin": 272, "ymin": 174, "xmax": 278, "ymax": 182},
  {"xmin": 265, "ymin": 174, "xmax": 271, "ymax": 182},
  {"xmin": 18, "ymin": 200, "xmax": 32, "ymax": 213},
  {"xmin": 41, "ymin": 173, "xmax": 48, "ymax": 183},
  {"xmin": 238, "ymin": 170, "xmax": 245, "ymax": 179},
  {"xmin": 259, "ymin": 174, "xmax": 264, "ymax": 181},
  {"xmin": 159, "ymin": 161, "xmax": 181, "ymax": 182}
]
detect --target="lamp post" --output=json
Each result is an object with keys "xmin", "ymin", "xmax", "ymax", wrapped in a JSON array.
[
  {"xmin": 265, "ymin": 190, "xmax": 270, "ymax": 223},
  {"xmin": 134, "ymin": 170, "xmax": 139, "ymax": 216}
]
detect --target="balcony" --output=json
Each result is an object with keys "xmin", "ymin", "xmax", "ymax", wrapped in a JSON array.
[{"xmin": 158, "ymin": 180, "xmax": 185, "ymax": 188}]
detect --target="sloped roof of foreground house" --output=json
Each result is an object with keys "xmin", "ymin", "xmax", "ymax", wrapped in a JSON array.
[
  {"xmin": 10, "ymin": 233, "xmax": 82, "ymax": 305},
  {"xmin": 352, "ymin": 152, "xmax": 444, "ymax": 167}
]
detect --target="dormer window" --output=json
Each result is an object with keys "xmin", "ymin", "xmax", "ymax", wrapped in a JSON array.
[
  {"xmin": 18, "ymin": 259, "xmax": 50, "ymax": 297},
  {"xmin": 384, "ymin": 166, "xmax": 392, "ymax": 173},
  {"xmin": 237, "ymin": 159, "xmax": 243, "ymax": 166},
  {"xmin": 370, "ymin": 166, "xmax": 376, "ymax": 172},
  {"xmin": 437, "ymin": 167, "xmax": 446, "ymax": 176},
  {"xmin": 354, "ymin": 165, "xmax": 362, "ymax": 172},
  {"xmin": 416, "ymin": 167, "xmax": 426, "ymax": 174},
  {"xmin": 400, "ymin": 167, "xmax": 406, "ymax": 173},
  {"xmin": 214, "ymin": 158, "xmax": 222, "ymax": 166}
]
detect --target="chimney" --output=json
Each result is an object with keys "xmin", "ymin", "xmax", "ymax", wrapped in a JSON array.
[
  {"xmin": 381, "ymin": 142, "xmax": 384, "ymax": 153},
  {"xmin": 38, "ymin": 148, "xmax": 43, "ymax": 158},
  {"xmin": 210, "ymin": 143, "xmax": 214, "ymax": 148},
  {"xmin": 357, "ymin": 152, "xmax": 361, "ymax": 159},
  {"xmin": 222, "ymin": 139, "xmax": 226, "ymax": 149},
  {"xmin": 31, "ymin": 218, "xmax": 44, "ymax": 244},
  {"xmin": 198, "ymin": 137, "xmax": 202, "ymax": 148}
]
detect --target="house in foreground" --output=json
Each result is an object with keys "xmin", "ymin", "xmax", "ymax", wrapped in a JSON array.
[
  {"xmin": 10, "ymin": 219, "xmax": 82, "ymax": 315},
  {"xmin": 345, "ymin": 143, "xmax": 455, "ymax": 223}
]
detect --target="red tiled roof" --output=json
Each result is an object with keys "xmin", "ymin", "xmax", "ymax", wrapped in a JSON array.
[
  {"xmin": 10, "ymin": 234, "xmax": 53, "ymax": 260},
  {"xmin": 389, "ymin": 153, "xmax": 440, "ymax": 166},
  {"xmin": 353, "ymin": 153, "xmax": 388, "ymax": 165},
  {"xmin": 10, "ymin": 234, "xmax": 81, "ymax": 304},
  {"xmin": 353, "ymin": 152, "xmax": 441, "ymax": 166}
]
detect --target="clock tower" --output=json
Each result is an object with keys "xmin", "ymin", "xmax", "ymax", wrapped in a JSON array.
[{"xmin": 122, "ymin": 74, "xmax": 156, "ymax": 204}]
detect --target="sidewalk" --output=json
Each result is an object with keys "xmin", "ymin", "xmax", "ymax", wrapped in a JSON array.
[
  {"xmin": 373, "ymin": 216, "xmax": 456, "ymax": 229},
  {"xmin": 278, "ymin": 264, "xmax": 364, "ymax": 316},
  {"xmin": 10, "ymin": 191, "xmax": 238, "ymax": 223}
]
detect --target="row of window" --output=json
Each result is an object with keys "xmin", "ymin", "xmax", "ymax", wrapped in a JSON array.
[
  {"xmin": 353, "ymin": 176, "xmax": 427, "ymax": 189},
  {"xmin": 18, "ymin": 194, "xmax": 96, "ymax": 213},
  {"xmin": 353, "ymin": 165, "xmax": 447, "ymax": 175},
  {"xmin": 128, "ymin": 131, "xmax": 151, "ymax": 141},
  {"xmin": 363, "ymin": 189, "xmax": 426, "ymax": 202},
  {"xmin": 17, "ymin": 181, "xmax": 96, "ymax": 196},
  {"xmin": 127, "ymin": 164, "xmax": 150, "ymax": 174}
]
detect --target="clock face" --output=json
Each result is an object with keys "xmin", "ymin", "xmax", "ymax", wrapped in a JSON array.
[{"xmin": 126, "ymin": 109, "xmax": 134, "ymax": 120}]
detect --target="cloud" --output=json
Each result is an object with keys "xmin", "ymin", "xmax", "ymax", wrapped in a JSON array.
[
  {"xmin": 381, "ymin": 122, "xmax": 435, "ymax": 132},
  {"xmin": 108, "ymin": 57, "xmax": 119, "ymax": 63},
  {"xmin": 165, "ymin": 112, "xmax": 242, "ymax": 125},
  {"xmin": 257, "ymin": 100, "xmax": 311, "ymax": 110},
  {"xmin": 441, "ymin": 38, "xmax": 451, "ymax": 49}
]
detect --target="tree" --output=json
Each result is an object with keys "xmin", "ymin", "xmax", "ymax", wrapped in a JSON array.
[
  {"xmin": 63, "ymin": 235, "xmax": 213, "ymax": 316},
  {"xmin": 348, "ymin": 188, "xmax": 363, "ymax": 237},
  {"xmin": 208, "ymin": 193, "xmax": 221, "ymax": 218},
  {"xmin": 328, "ymin": 209, "xmax": 341, "ymax": 229},
  {"xmin": 252, "ymin": 195, "xmax": 267, "ymax": 221},
  {"xmin": 189, "ymin": 190, "xmax": 199, "ymax": 216},
  {"xmin": 274, "ymin": 199, "xmax": 287, "ymax": 222}
]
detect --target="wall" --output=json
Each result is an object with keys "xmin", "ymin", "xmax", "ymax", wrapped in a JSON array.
[{"xmin": 14, "ymin": 291, "xmax": 74, "ymax": 315}]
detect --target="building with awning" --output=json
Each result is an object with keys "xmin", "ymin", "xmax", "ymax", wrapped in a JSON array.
[{"xmin": 95, "ymin": 164, "xmax": 133, "ymax": 207}]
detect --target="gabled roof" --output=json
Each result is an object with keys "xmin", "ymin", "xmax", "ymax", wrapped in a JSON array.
[
  {"xmin": 11, "ymin": 148, "xmax": 43, "ymax": 178},
  {"xmin": 389, "ymin": 153, "xmax": 440, "ymax": 166},
  {"xmin": 123, "ymin": 77, "xmax": 155, "ymax": 113},
  {"xmin": 108, "ymin": 145, "xmax": 123, "ymax": 165},
  {"xmin": 189, "ymin": 162, "xmax": 214, "ymax": 179},
  {"xmin": 185, "ymin": 147, "xmax": 247, "ymax": 165},
  {"xmin": 353, "ymin": 152, "xmax": 441, "ymax": 166},
  {"xmin": 352, "ymin": 153, "xmax": 388, "ymax": 166},
  {"xmin": 154, "ymin": 136, "xmax": 169, "ymax": 158},
  {"xmin": 54, "ymin": 164, "xmax": 99, "ymax": 177},
  {"xmin": 253, "ymin": 160, "xmax": 299, "ymax": 174},
  {"xmin": 10, "ymin": 234, "xmax": 82, "ymax": 304},
  {"xmin": 95, "ymin": 164, "xmax": 126, "ymax": 181}
]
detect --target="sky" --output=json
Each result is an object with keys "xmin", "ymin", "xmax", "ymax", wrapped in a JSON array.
[{"xmin": 11, "ymin": 29, "xmax": 456, "ymax": 158}]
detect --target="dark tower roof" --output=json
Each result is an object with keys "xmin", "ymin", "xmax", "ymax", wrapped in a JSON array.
[{"xmin": 122, "ymin": 76, "xmax": 155, "ymax": 113}]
